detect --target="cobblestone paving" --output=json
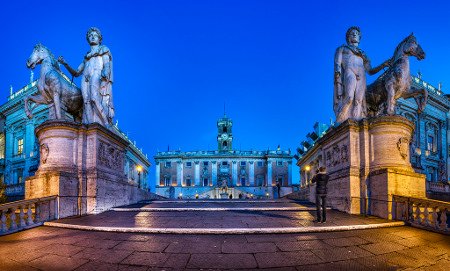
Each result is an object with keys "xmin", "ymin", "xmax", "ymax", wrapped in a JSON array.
[
  {"xmin": 0, "ymin": 200, "xmax": 448, "ymax": 270},
  {"xmin": 52, "ymin": 201, "xmax": 392, "ymax": 228},
  {"xmin": 0, "ymin": 226, "xmax": 448, "ymax": 270}
]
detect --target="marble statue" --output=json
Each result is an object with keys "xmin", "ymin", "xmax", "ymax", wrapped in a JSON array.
[
  {"xmin": 58, "ymin": 27, "xmax": 114, "ymax": 126},
  {"xmin": 25, "ymin": 43, "xmax": 83, "ymax": 122},
  {"xmin": 366, "ymin": 33, "xmax": 427, "ymax": 116},
  {"xmin": 334, "ymin": 26, "xmax": 390, "ymax": 123}
]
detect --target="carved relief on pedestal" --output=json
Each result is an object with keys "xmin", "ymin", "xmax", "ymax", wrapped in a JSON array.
[
  {"xmin": 325, "ymin": 143, "xmax": 349, "ymax": 168},
  {"xmin": 40, "ymin": 143, "xmax": 49, "ymax": 164},
  {"xmin": 98, "ymin": 140, "xmax": 123, "ymax": 169},
  {"xmin": 397, "ymin": 137, "xmax": 409, "ymax": 160}
]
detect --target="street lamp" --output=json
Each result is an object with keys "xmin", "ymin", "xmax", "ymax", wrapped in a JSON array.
[{"xmin": 136, "ymin": 165, "xmax": 143, "ymax": 188}]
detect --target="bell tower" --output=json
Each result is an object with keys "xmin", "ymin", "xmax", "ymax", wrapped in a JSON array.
[{"xmin": 217, "ymin": 114, "xmax": 233, "ymax": 152}]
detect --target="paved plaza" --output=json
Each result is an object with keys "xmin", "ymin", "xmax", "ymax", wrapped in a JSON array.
[{"xmin": 0, "ymin": 200, "xmax": 448, "ymax": 270}]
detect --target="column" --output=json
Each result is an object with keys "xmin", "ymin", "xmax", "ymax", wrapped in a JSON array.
[
  {"xmin": 267, "ymin": 160, "xmax": 273, "ymax": 186},
  {"xmin": 194, "ymin": 161, "xmax": 200, "ymax": 186},
  {"xmin": 4, "ymin": 127, "xmax": 13, "ymax": 184},
  {"xmin": 232, "ymin": 161, "xmax": 237, "ymax": 186},
  {"xmin": 212, "ymin": 161, "xmax": 217, "ymax": 186},
  {"xmin": 177, "ymin": 160, "xmax": 183, "ymax": 186},
  {"xmin": 288, "ymin": 160, "xmax": 292, "ymax": 186},
  {"xmin": 249, "ymin": 161, "xmax": 255, "ymax": 186},
  {"xmin": 155, "ymin": 162, "xmax": 160, "ymax": 186}
]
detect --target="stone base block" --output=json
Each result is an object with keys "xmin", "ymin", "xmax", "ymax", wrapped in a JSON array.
[{"xmin": 25, "ymin": 120, "xmax": 152, "ymax": 218}]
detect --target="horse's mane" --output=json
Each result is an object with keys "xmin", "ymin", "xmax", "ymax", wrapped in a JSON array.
[
  {"xmin": 35, "ymin": 43, "xmax": 61, "ymax": 71},
  {"xmin": 393, "ymin": 34, "xmax": 414, "ymax": 60}
]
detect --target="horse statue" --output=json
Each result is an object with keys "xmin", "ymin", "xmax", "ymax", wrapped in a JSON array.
[
  {"xmin": 366, "ymin": 33, "xmax": 427, "ymax": 116},
  {"xmin": 25, "ymin": 43, "xmax": 83, "ymax": 122}
]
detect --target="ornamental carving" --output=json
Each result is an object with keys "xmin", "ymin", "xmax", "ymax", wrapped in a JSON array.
[
  {"xmin": 325, "ymin": 144, "xmax": 349, "ymax": 168},
  {"xmin": 40, "ymin": 143, "xmax": 49, "ymax": 164},
  {"xmin": 98, "ymin": 141, "xmax": 123, "ymax": 169},
  {"xmin": 397, "ymin": 137, "xmax": 409, "ymax": 160}
]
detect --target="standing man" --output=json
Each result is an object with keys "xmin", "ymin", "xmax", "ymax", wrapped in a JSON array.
[
  {"xmin": 58, "ymin": 27, "xmax": 114, "ymax": 126},
  {"xmin": 311, "ymin": 167, "xmax": 330, "ymax": 223},
  {"xmin": 334, "ymin": 26, "xmax": 390, "ymax": 123}
]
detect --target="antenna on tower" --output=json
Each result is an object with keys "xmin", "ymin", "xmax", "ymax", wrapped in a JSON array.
[{"xmin": 223, "ymin": 102, "xmax": 226, "ymax": 117}]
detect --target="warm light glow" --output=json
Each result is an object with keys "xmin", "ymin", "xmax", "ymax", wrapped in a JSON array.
[
  {"xmin": 305, "ymin": 165, "xmax": 311, "ymax": 171},
  {"xmin": 136, "ymin": 165, "xmax": 143, "ymax": 172}
]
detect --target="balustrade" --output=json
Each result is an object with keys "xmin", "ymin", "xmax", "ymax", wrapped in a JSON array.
[
  {"xmin": 0, "ymin": 196, "xmax": 58, "ymax": 236},
  {"xmin": 393, "ymin": 195, "xmax": 449, "ymax": 234}
]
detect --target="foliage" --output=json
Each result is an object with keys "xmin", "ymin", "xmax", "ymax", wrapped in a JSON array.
[{"xmin": 0, "ymin": 178, "xmax": 7, "ymax": 204}]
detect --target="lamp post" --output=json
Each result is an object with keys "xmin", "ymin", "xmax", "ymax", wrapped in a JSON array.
[{"xmin": 136, "ymin": 165, "xmax": 143, "ymax": 188}]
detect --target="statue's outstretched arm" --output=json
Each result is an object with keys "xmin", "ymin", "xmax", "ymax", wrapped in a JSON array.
[
  {"xmin": 366, "ymin": 57, "xmax": 391, "ymax": 75},
  {"xmin": 58, "ymin": 56, "xmax": 84, "ymax": 77}
]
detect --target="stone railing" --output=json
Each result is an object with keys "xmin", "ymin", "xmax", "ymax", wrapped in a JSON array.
[
  {"xmin": 0, "ymin": 196, "xmax": 58, "ymax": 236},
  {"xmin": 392, "ymin": 195, "xmax": 449, "ymax": 234},
  {"xmin": 428, "ymin": 182, "xmax": 450, "ymax": 193}
]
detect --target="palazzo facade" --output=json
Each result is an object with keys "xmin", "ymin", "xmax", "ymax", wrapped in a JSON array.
[
  {"xmin": 154, "ymin": 115, "xmax": 293, "ymax": 199},
  {"xmin": 0, "ymin": 78, "xmax": 150, "ymax": 201}
]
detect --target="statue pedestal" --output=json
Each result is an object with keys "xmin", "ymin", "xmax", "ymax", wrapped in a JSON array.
[
  {"xmin": 298, "ymin": 116, "xmax": 426, "ymax": 219},
  {"xmin": 25, "ymin": 120, "xmax": 150, "ymax": 218}
]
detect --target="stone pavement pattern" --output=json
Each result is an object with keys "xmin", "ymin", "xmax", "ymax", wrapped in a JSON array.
[
  {"xmin": 0, "ymin": 225, "xmax": 448, "ymax": 270},
  {"xmin": 51, "ymin": 200, "xmax": 392, "ymax": 229}
]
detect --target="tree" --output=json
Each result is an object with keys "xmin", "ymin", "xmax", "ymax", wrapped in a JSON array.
[{"xmin": 0, "ymin": 178, "xmax": 7, "ymax": 204}]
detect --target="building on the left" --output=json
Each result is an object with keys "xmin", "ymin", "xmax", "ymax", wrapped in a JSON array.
[{"xmin": 0, "ymin": 78, "xmax": 150, "ymax": 201}]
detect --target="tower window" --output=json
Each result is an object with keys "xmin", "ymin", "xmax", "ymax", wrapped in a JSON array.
[
  {"xmin": 223, "ymin": 127, "xmax": 227, "ymax": 133},
  {"xmin": 17, "ymin": 138, "xmax": 24, "ymax": 155},
  {"xmin": 186, "ymin": 162, "xmax": 192, "ymax": 167},
  {"xmin": 223, "ymin": 141, "xmax": 228, "ymax": 147},
  {"xmin": 203, "ymin": 161, "xmax": 209, "ymax": 166},
  {"xmin": 240, "ymin": 161, "xmax": 246, "ymax": 166}
]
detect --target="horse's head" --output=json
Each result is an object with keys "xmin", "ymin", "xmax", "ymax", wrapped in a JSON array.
[
  {"xmin": 403, "ymin": 33, "xmax": 425, "ymax": 60},
  {"xmin": 26, "ymin": 43, "xmax": 50, "ymax": 69}
]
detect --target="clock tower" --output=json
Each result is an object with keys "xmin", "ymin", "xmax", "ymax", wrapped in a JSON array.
[{"xmin": 217, "ymin": 114, "xmax": 233, "ymax": 152}]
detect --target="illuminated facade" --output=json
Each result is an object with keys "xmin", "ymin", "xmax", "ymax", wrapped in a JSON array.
[
  {"xmin": 154, "ymin": 115, "xmax": 293, "ymax": 199},
  {"xmin": 0, "ymin": 79, "xmax": 150, "ymax": 201}
]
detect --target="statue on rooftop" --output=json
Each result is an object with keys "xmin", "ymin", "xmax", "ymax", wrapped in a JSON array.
[
  {"xmin": 58, "ymin": 27, "xmax": 114, "ymax": 126},
  {"xmin": 333, "ymin": 26, "xmax": 390, "ymax": 123}
]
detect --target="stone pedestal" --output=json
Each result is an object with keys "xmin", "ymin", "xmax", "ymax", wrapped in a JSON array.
[
  {"xmin": 25, "ymin": 120, "xmax": 150, "ymax": 218},
  {"xmin": 298, "ymin": 116, "xmax": 426, "ymax": 219}
]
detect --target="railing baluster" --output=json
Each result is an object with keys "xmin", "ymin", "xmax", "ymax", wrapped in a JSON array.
[
  {"xmin": 19, "ymin": 205, "xmax": 26, "ymax": 228},
  {"xmin": 440, "ymin": 208, "xmax": 448, "ymax": 231},
  {"xmin": 10, "ymin": 207, "xmax": 17, "ymax": 230},
  {"xmin": 27, "ymin": 203, "xmax": 33, "ymax": 225},
  {"xmin": 432, "ymin": 206, "xmax": 438, "ymax": 229},
  {"xmin": 414, "ymin": 203, "xmax": 421, "ymax": 224},
  {"xmin": 35, "ymin": 202, "xmax": 41, "ymax": 223},
  {"xmin": 423, "ymin": 203, "xmax": 430, "ymax": 226},
  {"xmin": 408, "ymin": 200, "xmax": 413, "ymax": 223},
  {"xmin": 0, "ymin": 210, "xmax": 7, "ymax": 233}
]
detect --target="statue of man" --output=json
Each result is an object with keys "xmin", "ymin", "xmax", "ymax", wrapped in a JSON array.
[
  {"xmin": 334, "ymin": 26, "xmax": 390, "ymax": 123},
  {"xmin": 58, "ymin": 27, "xmax": 114, "ymax": 126}
]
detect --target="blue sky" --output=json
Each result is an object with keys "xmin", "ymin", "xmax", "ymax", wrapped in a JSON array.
[{"xmin": 1, "ymin": 0, "xmax": 449, "ymax": 184}]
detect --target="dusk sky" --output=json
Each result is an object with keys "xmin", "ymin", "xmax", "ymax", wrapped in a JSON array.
[{"xmin": 1, "ymin": 0, "xmax": 449, "ymax": 184}]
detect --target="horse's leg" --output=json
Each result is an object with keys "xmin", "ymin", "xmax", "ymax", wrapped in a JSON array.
[
  {"xmin": 401, "ymin": 88, "xmax": 428, "ymax": 113},
  {"xmin": 385, "ymin": 82, "xmax": 396, "ymax": 115},
  {"xmin": 53, "ymin": 92, "xmax": 62, "ymax": 119},
  {"xmin": 24, "ymin": 93, "xmax": 46, "ymax": 119}
]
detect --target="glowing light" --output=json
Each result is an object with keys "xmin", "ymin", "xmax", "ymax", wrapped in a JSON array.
[{"xmin": 305, "ymin": 165, "xmax": 311, "ymax": 171}]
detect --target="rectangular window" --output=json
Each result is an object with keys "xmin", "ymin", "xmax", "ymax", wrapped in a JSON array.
[
  {"xmin": 186, "ymin": 162, "xmax": 192, "ymax": 167},
  {"xmin": 257, "ymin": 161, "xmax": 264, "ymax": 167},
  {"xmin": 164, "ymin": 177, "xmax": 171, "ymax": 186},
  {"xmin": 240, "ymin": 161, "xmax": 246, "ymax": 166},
  {"xmin": 186, "ymin": 178, "xmax": 192, "ymax": 186},
  {"xmin": 257, "ymin": 175, "xmax": 264, "ymax": 186},
  {"xmin": 165, "ymin": 161, "xmax": 171, "ymax": 168},
  {"xmin": 277, "ymin": 161, "xmax": 283, "ymax": 166},
  {"xmin": 17, "ymin": 138, "xmax": 24, "ymax": 155},
  {"xmin": 203, "ymin": 178, "xmax": 209, "ymax": 186},
  {"xmin": 240, "ymin": 177, "xmax": 246, "ymax": 186},
  {"xmin": 203, "ymin": 161, "xmax": 209, "ymax": 166},
  {"xmin": 222, "ymin": 161, "xmax": 228, "ymax": 166}
]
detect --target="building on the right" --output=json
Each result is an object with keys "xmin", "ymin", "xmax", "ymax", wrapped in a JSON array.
[
  {"xmin": 396, "ymin": 73, "xmax": 450, "ymax": 199},
  {"xmin": 296, "ymin": 73, "xmax": 450, "ymax": 201}
]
